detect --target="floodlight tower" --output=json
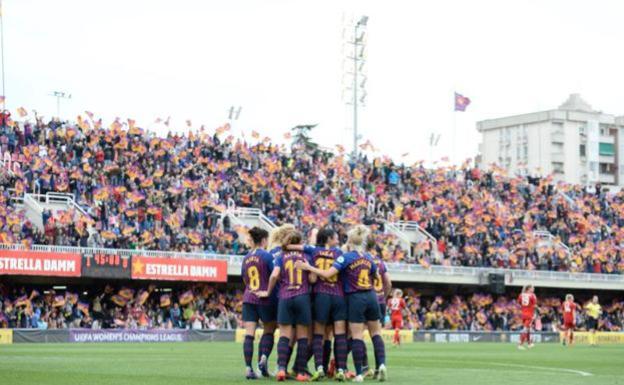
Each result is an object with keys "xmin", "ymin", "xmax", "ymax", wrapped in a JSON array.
[
  {"xmin": 51, "ymin": 91, "xmax": 72, "ymax": 118},
  {"xmin": 343, "ymin": 15, "xmax": 368, "ymax": 158}
]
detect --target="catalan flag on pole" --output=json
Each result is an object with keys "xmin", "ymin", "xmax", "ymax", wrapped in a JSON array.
[{"xmin": 454, "ymin": 92, "xmax": 471, "ymax": 112}]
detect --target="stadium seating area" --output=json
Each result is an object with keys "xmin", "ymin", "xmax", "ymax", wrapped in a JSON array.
[
  {"xmin": 0, "ymin": 115, "xmax": 623, "ymax": 273},
  {"xmin": 1, "ymin": 283, "xmax": 621, "ymax": 332}
]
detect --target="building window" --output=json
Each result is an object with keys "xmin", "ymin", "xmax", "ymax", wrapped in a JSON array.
[
  {"xmin": 552, "ymin": 162, "xmax": 564, "ymax": 174},
  {"xmin": 580, "ymin": 144, "xmax": 586, "ymax": 157},
  {"xmin": 600, "ymin": 163, "xmax": 613, "ymax": 173},
  {"xmin": 599, "ymin": 142, "xmax": 614, "ymax": 156}
]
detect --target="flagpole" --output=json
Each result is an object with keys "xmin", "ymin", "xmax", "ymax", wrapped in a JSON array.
[
  {"xmin": 0, "ymin": 0, "xmax": 5, "ymax": 110},
  {"xmin": 452, "ymin": 92, "xmax": 457, "ymax": 165}
]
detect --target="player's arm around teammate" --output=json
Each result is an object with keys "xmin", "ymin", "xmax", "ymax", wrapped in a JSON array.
[
  {"xmin": 259, "ymin": 230, "xmax": 313, "ymax": 382},
  {"xmin": 297, "ymin": 225, "xmax": 387, "ymax": 382}
]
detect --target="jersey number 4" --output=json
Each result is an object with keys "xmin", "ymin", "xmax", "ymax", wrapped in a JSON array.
[{"xmin": 357, "ymin": 269, "xmax": 371, "ymax": 289}]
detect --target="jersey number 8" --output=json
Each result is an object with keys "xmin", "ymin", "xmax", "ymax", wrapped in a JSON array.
[{"xmin": 248, "ymin": 266, "xmax": 260, "ymax": 290}]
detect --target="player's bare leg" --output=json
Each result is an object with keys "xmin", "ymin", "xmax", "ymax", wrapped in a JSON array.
[
  {"xmin": 517, "ymin": 325, "xmax": 528, "ymax": 350},
  {"xmin": 526, "ymin": 326, "xmax": 534, "ymax": 348}
]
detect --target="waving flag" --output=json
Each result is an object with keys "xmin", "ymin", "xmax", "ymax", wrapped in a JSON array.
[
  {"xmin": 77, "ymin": 302, "xmax": 90, "ymax": 316},
  {"xmin": 454, "ymin": 92, "xmax": 471, "ymax": 111},
  {"xmin": 160, "ymin": 294, "xmax": 171, "ymax": 308},
  {"xmin": 179, "ymin": 290, "xmax": 194, "ymax": 306}
]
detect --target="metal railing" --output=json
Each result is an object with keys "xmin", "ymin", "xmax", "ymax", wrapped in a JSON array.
[
  {"xmin": 383, "ymin": 262, "xmax": 624, "ymax": 283},
  {"xmin": 224, "ymin": 207, "xmax": 276, "ymax": 229},
  {"xmin": 533, "ymin": 230, "xmax": 571, "ymax": 256},
  {"xmin": 384, "ymin": 222, "xmax": 413, "ymax": 258},
  {"xmin": 0, "ymin": 243, "xmax": 239, "ymax": 263},
  {"xmin": 393, "ymin": 220, "xmax": 438, "ymax": 244},
  {"xmin": 2, "ymin": 242, "xmax": 620, "ymax": 284},
  {"xmin": 27, "ymin": 192, "xmax": 91, "ymax": 219}
]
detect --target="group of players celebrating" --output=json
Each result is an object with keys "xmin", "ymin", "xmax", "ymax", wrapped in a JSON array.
[
  {"xmin": 240, "ymin": 224, "xmax": 404, "ymax": 382},
  {"xmin": 241, "ymin": 223, "xmax": 604, "ymax": 382}
]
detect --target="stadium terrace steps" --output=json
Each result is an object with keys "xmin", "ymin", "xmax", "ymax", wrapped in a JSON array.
[
  {"xmin": 22, "ymin": 192, "xmax": 94, "ymax": 233},
  {"xmin": 532, "ymin": 230, "xmax": 571, "ymax": 257},
  {"xmin": 221, "ymin": 207, "xmax": 276, "ymax": 231},
  {"xmin": 386, "ymin": 221, "xmax": 439, "ymax": 260}
]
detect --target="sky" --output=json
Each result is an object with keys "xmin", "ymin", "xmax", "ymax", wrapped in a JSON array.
[{"xmin": 3, "ymin": 0, "xmax": 624, "ymax": 165}]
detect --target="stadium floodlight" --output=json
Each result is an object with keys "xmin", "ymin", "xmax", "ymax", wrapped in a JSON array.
[
  {"xmin": 50, "ymin": 91, "xmax": 72, "ymax": 119},
  {"xmin": 228, "ymin": 105, "xmax": 242, "ymax": 120},
  {"xmin": 343, "ymin": 14, "xmax": 369, "ymax": 158}
]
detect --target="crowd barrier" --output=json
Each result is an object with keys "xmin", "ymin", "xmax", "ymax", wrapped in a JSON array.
[
  {"xmin": 6, "ymin": 329, "xmax": 235, "ymax": 344},
  {"xmin": 2, "ymin": 329, "xmax": 571, "ymax": 344},
  {"xmin": 560, "ymin": 331, "xmax": 624, "ymax": 344}
]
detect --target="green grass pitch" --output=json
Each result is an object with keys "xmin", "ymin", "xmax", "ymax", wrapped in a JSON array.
[{"xmin": 1, "ymin": 342, "xmax": 622, "ymax": 385}]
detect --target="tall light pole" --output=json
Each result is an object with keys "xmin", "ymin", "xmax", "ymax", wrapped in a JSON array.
[
  {"xmin": 51, "ymin": 91, "xmax": 71, "ymax": 118},
  {"xmin": 0, "ymin": 0, "xmax": 6, "ymax": 109},
  {"xmin": 344, "ymin": 15, "xmax": 368, "ymax": 158},
  {"xmin": 429, "ymin": 133, "xmax": 441, "ymax": 165},
  {"xmin": 228, "ymin": 105, "xmax": 242, "ymax": 136}
]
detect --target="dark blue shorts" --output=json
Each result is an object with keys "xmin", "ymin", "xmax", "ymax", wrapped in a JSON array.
[
  {"xmin": 347, "ymin": 291, "xmax": 380, "ymax": 323},
  {"xmin": 242, "ymin": 303, "xmax": 277, "ymax": 324},
  {"xmin": 278, "ymin": 294, "xmax": 312, "ymax": 326},
  {"xmin": 314, "ymin": 293, "xmax": 347, "ymax": 324},
  {"xmin": 378, "ymin": 303, "xmax": 387, "ymax": 326}
]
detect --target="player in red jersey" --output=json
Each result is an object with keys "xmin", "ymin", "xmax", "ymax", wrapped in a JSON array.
[
  {"xmin": 517, "ymin": 284, "xmax": 536, "ymax": 350},
  {"xmin": 388, "ymin": 289, "xmax": 407, "ymax": 346},
  {"xmin": 561, "ymin": 294, "xmax": 579, "ymax": 346}
]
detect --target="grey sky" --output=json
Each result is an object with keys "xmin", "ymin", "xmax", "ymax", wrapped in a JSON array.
[{"xmin": 4, "ymin": 0, "xmax": 624, "ymax": 164}]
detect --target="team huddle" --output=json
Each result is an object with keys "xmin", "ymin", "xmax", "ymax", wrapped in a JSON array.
[
  {"xmin": 239, "ymin": 223, "xmax": 603, "ymax": 382},
  {"xmin": 240, "ymin": 224, "xmax": 401, "ymax": 382}
]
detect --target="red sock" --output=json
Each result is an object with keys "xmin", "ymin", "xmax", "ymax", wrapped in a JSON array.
[
  {"xmin": 526, "ymin": 330, "xmax": 531, "ymax": 344},
  {"xmin": 394, "ymin": 329, "xmax": 400, "ymax": 345},
  {"xmin": 570, "ymin": 331, "xmax": 573, "ymax": 343}
]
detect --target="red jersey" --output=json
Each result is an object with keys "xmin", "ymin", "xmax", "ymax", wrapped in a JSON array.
[
  {"xmin": 388, "ymin": 297, "xmax": 406, "ymax": 318},
  {"xmin": 561, "ymin": 300, "xmax": 576, "ymax": 323},
  {"xmin": 517, "ymin": 292, "xmax": 536, "ymax": 319}
]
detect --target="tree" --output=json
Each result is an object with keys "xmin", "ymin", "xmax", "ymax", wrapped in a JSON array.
[{"xmin": 290, "ymin": 124, "xmax": 319, "ymax": 153}]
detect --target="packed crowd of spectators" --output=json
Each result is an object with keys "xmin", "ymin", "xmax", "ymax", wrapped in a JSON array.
[
  {"xmin": 0, "ymin": 283, "xmax": 241, "ymax": 330},
  {"xmin": 400, "ymin": 289, "xmax": 623, "ymax": 332},
  {"xmin": 2, "ymin": 283, "xmax": 621, "ymax": 332},
  {"xmin": 0, "ymin": 113, "xmax": 623, "ymax": 273}
]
